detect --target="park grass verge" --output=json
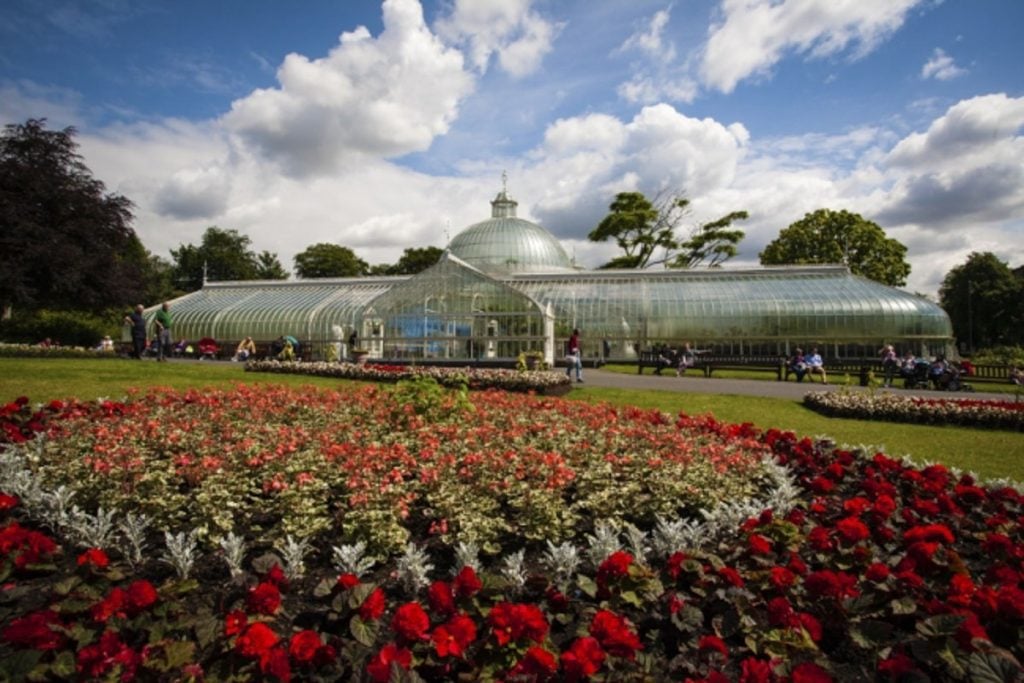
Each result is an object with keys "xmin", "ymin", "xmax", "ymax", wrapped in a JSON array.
[{"xmin": 2, "ymin": 357, "xmax": 1022, "ymax": 481}]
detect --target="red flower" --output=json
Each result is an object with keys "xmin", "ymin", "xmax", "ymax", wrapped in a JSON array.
[
  {"xmin": 864, "ymin": 563, "xmax": 890, "ymax": 583},
  {"xmin": 699, "ymin": 634, "xmax": 729, "ymax": 659},
  {"xmin": 796, "ymin": 613, "xmax": 822, "ymax": 642},
  {"xmin": 235, "ymin": 622, "xmax": 280, "ymax": 659},
  {"xmin": 260, "ymin": 645, "xmax": 291, "ymax": 682},
  {"xmin": 76, "ymin": 631, "xmax": 140, "ymax": 680},
  {"xmin": 748, "ymin": 534, "xmax": 773, "ymax": 555},
  {"xmin": 91, "ymin": 586, "xmax": 127, "ymax": 622},
  {"xmin": 739, "ymin": 657, "xmax": 775, "ymax": 683},
  {"xmin": 770, "ymin": 566, "xmax": 796, "ymax": 589},
  {"xmin": 791, "ymin": 661, "xmax": 833, "ymax": 682},
  {"xmin": 871, "ymin": 494, "xmax": 896, "ymax": 518},
  {"xmin": 997, "ymin": 585, "xmax": 1024, "ymax": 620},
  {"xmin": 263, "ymin": 563, "xmax": 287, "ymax": 586},
  {"xmin": 807, "ymin": 526, "xmax": 834, "ymax": 552},
  {"xmin": 0, "ymin": 493, "xmax": 19, "ymax": 511},
  {"xmin": 804, "ymin": 570, "xmax": 858, "ymax": 600},
  {"xmin": 337, "ymin": 572, "xmax": 360, "ymax": 590},
  {"xmin": 510, "ymin": 646, "xmax": 558, "ymax": 679},
  {"xmin": 666, "ymin": 551, "xmax": 688, "ymax": 580},
  {"xmin": 74, "ymin": 548, "xmax": 107, "ymax": 570},
  {"xmin": 955, "ymin": 612, "xmax": 990, "ymax": 651},
  {"xmin": 391, "ymin": 602, "xmax": 430, "ymax": 642},
  {"xmin": 588, "ymin": 610, "xmax": 642, "ymax": 660},
  {"xmin": 247, "ymin": 581, "xmax": 282, "ymax": 615},
  {"xmin": 453, "ymin": 565, "xmax": 482, "ymax": 598},
  {"xmin": 225, "ymin": 610, "xmax": 248, "ymax": 637},
  {"xmin": 597, "ymin": 551, "xmax": 633, "ymax": 585},
  {"xmin": 289, "ymin": 629, "xmax": 323, "ymax": 665},
  {"xmin": 878, "ymin": 651, "xmax": 917, "ymax": 679},
  {"xmin": 126, "ymin": 579, "xmax": 158, "ymax": 613},
  {"xmin": 489, "ymin": 602, "xmax": 549, "ymax": 646},
  {"xmin": 718, "ymin": 566, "xmax": 745, "ymax": 588},
  {"xmin": 835, "ymin": 516, "xmax": 870, "ymax": 545},
  {"xmin": 432, "ymin": 613, "xmax": 477, "ymax": 658},
  {"xmin": 903, "ymin": 523, "xmax": 955, "ymax": 545},
  {"xmin": 560, "ymin": 637, "xmax": 605, "ymax": 680},
  {"xmin": 367, "ymin": 643, "xmax": 412, "ymax": 683},
  {"xmin": 428, "ymin": 580, "xmax": 456, "ymax": 616},
  {"xmin": 359, "ymin": 587, "xmax": 387, "ymax": 621},
  {"xmin": 2, "ymin": 609, "xmax": 65, "ymax": 650},
  {"xmin": 766, "ymin": 597, "xmax": 793, "ymax": 626}
]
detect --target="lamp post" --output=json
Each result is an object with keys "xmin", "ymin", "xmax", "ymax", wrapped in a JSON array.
[{"xmin": 966, "ymin": 280, "xmax": 973, "ymax": 354}]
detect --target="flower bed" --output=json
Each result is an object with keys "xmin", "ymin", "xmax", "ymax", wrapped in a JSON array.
[
  {"xmin": 0, "ymin": 342, "xmax": 117, "ymax": 359},
  {"xmin": 0, "ymin": 388, "xmax": 1022, "ymax": 681},
  {"xmin": 246, "ymin": 359, "xmax": 573, "ymax": 395},
  {"xmin": 804, "ymin": 390, "xmax": 1024, "ymax": 431}
]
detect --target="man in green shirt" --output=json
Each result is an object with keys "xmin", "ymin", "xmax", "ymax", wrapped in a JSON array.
[{"xmin": 155, "ymin": 302, "xmax": 172, "ymax": 362}]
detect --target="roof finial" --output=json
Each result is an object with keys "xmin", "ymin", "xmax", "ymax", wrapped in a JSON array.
[{"xmin": 501, "ymin": 170, "xmax": 508, "ymax": 194}]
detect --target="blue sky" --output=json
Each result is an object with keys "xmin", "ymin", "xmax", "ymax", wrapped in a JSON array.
[{"xmin": 2, "ymin": 0, "xmax": 1022, "ymax": 295}]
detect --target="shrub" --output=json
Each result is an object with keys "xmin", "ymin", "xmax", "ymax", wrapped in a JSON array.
[{"xmin": 0, "ymin": 309, "xmax": 119, "ymax": 348}]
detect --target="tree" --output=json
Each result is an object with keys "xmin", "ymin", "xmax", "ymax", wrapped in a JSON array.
[
  {"xmin": 939, "ymin": 252, "xmax": 1024, "ymax": 351},
  {"xmin": 293, "ymin": 243, "xmax": 368, "ymax": 278},
  {"xmin": 588, "ymin": 192, "xmax": 676, "ymax": 269},
  {"xmin": 673, "ymin": 211, "xmax": 749, "ymax": 268},
  {"xmin": 590, "ymin": 191, "xmax": 748, "ymax": 270},
  {"xmin": 255, "ymin": 251, "xmax": 288, "ymax": 280},
  {"xmin": 0, "ymin": 119, "xmax": 146, "ymax": 314},
  {"xmin": 170, "ymin": 227, "xmax": 269, "ymax": 291},
  {"xmin": 389, "ymin": 246, "xmax": 444, "ymax": 275},
  {"xmin": 759, "ymin": 209, "xmax": 910, "ymax": 286}
]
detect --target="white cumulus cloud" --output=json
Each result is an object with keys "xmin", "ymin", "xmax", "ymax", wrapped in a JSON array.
[
  {"xmin": 222, "ymin": 0, "xmax": 473, "ymax": 178},
  {"xmin": 700, "ymin": 0, "xmax": 922, "ymax": 93},
  {"xmin": 434, "ymin": 0, "xmax": 562, "ymax": 78}
]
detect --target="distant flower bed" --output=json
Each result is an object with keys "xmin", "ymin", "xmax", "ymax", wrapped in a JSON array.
[
  {"xmin": 0, "ymin": 342, "xmax": 117, "ymax": 359},
  {"xmin": 804, "ymin": 390, "xmax": 1024, "ymax": 431},
  {"xmin": 246, "ymin": 359, "xmax": 573, "ymax": 394}
]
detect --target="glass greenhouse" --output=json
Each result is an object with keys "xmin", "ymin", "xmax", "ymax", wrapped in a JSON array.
[{"xmin": 144, "ymin": 188, "xmax": 953, "ymax": 363}]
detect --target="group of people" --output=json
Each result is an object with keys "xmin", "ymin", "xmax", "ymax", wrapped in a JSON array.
[
  {"xmin": 787, "ymin": 347, "xmax": 828, "ymax": 384},
  {"xmin": 649, "ymin": 342, "xmax": 699, "ymax": 377}
]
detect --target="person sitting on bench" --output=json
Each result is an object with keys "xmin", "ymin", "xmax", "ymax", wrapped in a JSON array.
[{"xmin": 806, "ymin": 347, "xmax": 827, "ymax": 384}]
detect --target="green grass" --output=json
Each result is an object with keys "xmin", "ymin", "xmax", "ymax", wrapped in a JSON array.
[{"xmin": 2, "ymin": 358, "xmax": 1022, "ymax": 482}]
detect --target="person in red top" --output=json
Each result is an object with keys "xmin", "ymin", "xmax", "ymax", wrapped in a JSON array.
[{"xmin": 566, "ymin": 329, "xmax": 583, "ymax": 383}]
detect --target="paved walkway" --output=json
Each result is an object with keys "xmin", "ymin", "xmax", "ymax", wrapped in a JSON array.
[{"xmin": 572, "ymin": 368, "xmax": 1016, "ymax": 402}]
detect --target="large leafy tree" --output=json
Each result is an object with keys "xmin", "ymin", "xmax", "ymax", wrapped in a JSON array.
[
  {"xmin": 0, "ymin": 119, "xmax": 146, "ymax": 315},
  {"xmin": 171, "ymin": 227, "xmax": 280, "ymax": 290},
  {"xmin": 760, "ymin": 209, "xmax": 911, "ymax": 286},
  {"xmin": 939, "ymin": 251, "xmax": 1023, "ymax": 351},
  {"xmin": 294, "ymin": 243, "xmax": 368, "ymax": 278}
]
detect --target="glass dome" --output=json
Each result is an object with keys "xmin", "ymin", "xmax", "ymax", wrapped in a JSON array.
[{"xmin": 447, "ymin": 189, "xmax": 574, "ymax": 274}]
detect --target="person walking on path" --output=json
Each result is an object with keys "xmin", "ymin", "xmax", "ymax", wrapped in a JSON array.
[
  {"xmin": 123, "ymin": 305, "xmax": 147, "ymax": 359},
  {"xmin": 567, "ymin": 328, "xmax": 583, "ymax": 383},
  {"xmin": 154, "ymin": 302, "xmax": 172, "ymax": 362}
]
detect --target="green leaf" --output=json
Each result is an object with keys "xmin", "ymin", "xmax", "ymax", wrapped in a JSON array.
[
  {"xmin": 193, "ymin": 614, "xmax": 222, "ymax": 649},
  {"xmin": 916, "ymin": 614, "xmax": 965, "ymax": 638},
  {"xmin": 350, "ymin": 615, "xmax": 379, "ymax": 648},
  {"xmin": 620, "ymin": 590, "xmax": 642, "ymax": 608},
  {"xmin": 251, "ymin": 552, "xmax": 282, "ymax": 576},
  {"xmin": 576, "ymin": 575, "xmax": 598, "ymax": 599},
  {"xmin": 314, "ymin": 577, "xmax": 336, "ymax": 598},
  {"xmin": 968, "ymin": 650, "xmax": 1024, "ymax": 683},
  {"xmin": 347, "ymin": 582, "xmax": 377, "ymax": 610},
  {"xmin": 850, "ymin": 619, "xmax": 894, "ymax": 648},
  {"xmin": 163, "ymin": 640, "xmax": 197, "ymax": 669},
  {"xmin": 890, "ymin": 596, "xmax": 917, "ymax": 616}
]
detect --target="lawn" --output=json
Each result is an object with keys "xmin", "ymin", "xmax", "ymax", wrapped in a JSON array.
[{"xmin": 2, "ymin": 357, "xmax": 1022, "ymax": 481}]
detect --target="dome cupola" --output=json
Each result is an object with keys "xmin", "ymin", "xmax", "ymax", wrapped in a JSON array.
[{"xmin": 447, "ymin": 176, "xmax": 574, "ymax": 274}]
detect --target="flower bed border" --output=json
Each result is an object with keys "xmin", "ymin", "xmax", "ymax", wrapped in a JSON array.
[{"xmin": 803, "ymin": 390, "xmax": 1024, "ymax": 431}]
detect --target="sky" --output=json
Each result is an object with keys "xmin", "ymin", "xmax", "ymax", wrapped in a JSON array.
[{"xmin": 2, "ymin": 0, "xmax": 1022, "ymax": 296}]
